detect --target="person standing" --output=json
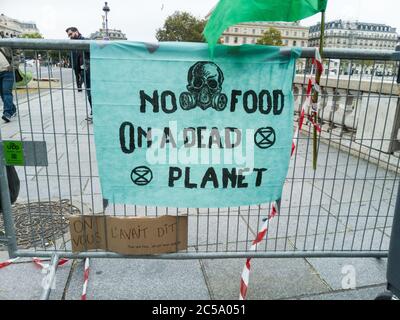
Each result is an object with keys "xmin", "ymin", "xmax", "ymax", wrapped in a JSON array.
[
  {"xmin": 0, "ymin": 33, "xmax": 20, "ymax": 123},
  {"xmin": 66, "ymin": 27, "xmax": 92, "ymax": 122}
]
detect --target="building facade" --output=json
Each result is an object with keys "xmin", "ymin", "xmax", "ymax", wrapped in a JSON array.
[
  {"xmin": 90, "ymin": 16, "xmax": 127, "ymax": 40},
  {"xmin": 0, "ymin": 13, "xmax": 40, "ymax": 38},
  {"xmin": 218, "ymin": 22, "xmax": 308, "ymax": 73},
  {"xmin": 309, "ymin": 20, "xmax": 398, "ymax": 76},
  {"xmin": 0, "ymin": 13, "xmax": 22, "ymax": 37},
  {"xmin": 221, "ymin": 21, "xmax": 309, "ymax": 47},
  {"xmin": 19, "ymin": 21, "xmax": 40, "ymax": 35},
  {"xmin": 90, "ymin": 28, "xmax": 127, "ymax": 40},
  {"xmin": 308, "ymin": 20, "xmax": 397, "ymax": 50}
]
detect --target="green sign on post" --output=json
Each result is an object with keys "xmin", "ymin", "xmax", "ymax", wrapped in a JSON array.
[{"xmin": 3, "ymin": 141, "xmax": 24, "ymax": 166}]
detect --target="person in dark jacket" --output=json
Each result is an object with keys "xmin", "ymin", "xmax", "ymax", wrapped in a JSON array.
[{"xmin": 66, "ymin": 27, "xmax": 92, "ymax": 122}]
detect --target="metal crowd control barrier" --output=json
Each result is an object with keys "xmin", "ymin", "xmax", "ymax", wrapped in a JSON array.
[{"xmin": 1, "ymin": 39, "xmax": 399, "ymax": 268}]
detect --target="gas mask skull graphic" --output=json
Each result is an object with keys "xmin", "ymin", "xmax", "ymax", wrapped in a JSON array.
[{"xmin": 180, "ymin": 61, "xmax": 228, "ymax": 111}]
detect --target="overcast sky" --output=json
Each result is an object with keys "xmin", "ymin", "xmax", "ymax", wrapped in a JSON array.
[{"xmin": 1, "ymin": 0, "xmax": 400, "ymax": 41}]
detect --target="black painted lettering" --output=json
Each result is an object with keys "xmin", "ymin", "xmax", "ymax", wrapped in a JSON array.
[
  {"xmin": 200, "ymin": 167, "xmax": 219, "ymax": 188},
  {"xmin": 253, "ymin": 168, "xmax": 267, "ymax": 186},
  {"xmin": 209, "ymin": 127, "xmax": 223, "ymax": 148},
  {"xmin": 237, "ymin": 169, "xmax": 249, "ymax": 188},
  {"xmin": 168, "ymin": 167, "xmax": 182, "ymax": 187},
  {"xmin": 138, "ymin": 127, "xmax": 152, "ymax": 148},
  {"xmin": 259, "ymin": 90, "xmax": 272, "ymax": 114},
  {"xmin": 160, "ymin": 128, "xmax": 177, "ymax": 148},
  {"xmin": 185, "ymin": 167, "xmax": 197, "ymax": 188},
  {"xmin": 140, "ymin": 90, "xmax": 159, "ymax": 113},
  {"xmin": 243, "ymin": 90, "xmax": 258, "ymax": 113},
  {"xmin": 161, "ymin": 91, "xmax": 177, "ymax": 114},
  {"xmin": 230, "ymin": 90, "xmax": 242, "ymax": 112},
  {"xmin": 222, "ymin": 168, "xmax": 237, "ymax": 188},
  {"xmin": 197, "ymin": 127, "xmax": 207, "ymax": 148},
  {"xmin": 273, "ymin": 90, "xmax": 285, "ymax": 115},
  {"xmin": 119, "ymin": 122, "xmax": 135, "ymax": 154},
  {"xmin": 225, "ymin": 128, "xmax": 241, "ymax": 149},
  {"xmin": 183, "ymin": 127, "xmax": 196, "ymax": 147}
]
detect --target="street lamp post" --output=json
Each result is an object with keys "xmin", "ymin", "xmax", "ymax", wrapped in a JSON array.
[
  {"xmin": 396, "ymin": 40, "xmax": 400, "ymax": 84},
  {"xmin": 103, "ymin": 2, "xmax": 110, "ymax": 40}
]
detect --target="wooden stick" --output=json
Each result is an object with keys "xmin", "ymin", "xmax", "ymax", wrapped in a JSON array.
[{"xmin": 312, "ymin": 10, "xmax": 325, "ymax": 170}]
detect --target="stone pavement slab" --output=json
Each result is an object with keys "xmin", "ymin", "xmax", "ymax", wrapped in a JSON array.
[
  {"xmin": 321, "ymin": 201, "xmax": 394, "ymax": 231},
  {"xmin": 202, "ymin": 256, "xmax": 330, "ymax": 300},
  {"xmin": 187, "ymin": 213, "xmax": 253, "ymax": 248},
  {"xmin": 280, "ymin": 181, "xmax": 336, "ymax": 208},
  {"xmin": 62, "ymin": 257, "xmax": 211, "ymax": 300},
  {"xmin": 290, "ymin": 228, "xmax": 390, "ymax": 252},
  {"xmin": 0, "ymin": 261, "xmax": 48, "ymax": 300},
  {"xmin": 201, "ymin": 242, "xmax": 331, "ymax": 300},
  {"xmin": 240, "ymin": 205, "xmax": 347, "ymax": 241},
  {"xmin": 304, "ymin": 257, "xmax": 387, "ymax": 290},
  {"xmin": 313, "ymin": 179, "xmax": 391, "ymax": 204},
  {"xmin": 298, "ymin": 285, "xmax": 387, "ymax": 300},
  {"xmin": 0, "ymin": 250, "xmax": 74, "ymax": 301}
]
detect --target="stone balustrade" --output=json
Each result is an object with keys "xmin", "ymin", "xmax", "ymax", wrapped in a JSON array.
[{"xmin": 293, "ymin": 75, "xmax": 400, "ymax": 172}]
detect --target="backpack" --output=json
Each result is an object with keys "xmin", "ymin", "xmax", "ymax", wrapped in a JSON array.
[{"xmin": 0, "ymin": 166, "xmax": 20, "ymax": 211}]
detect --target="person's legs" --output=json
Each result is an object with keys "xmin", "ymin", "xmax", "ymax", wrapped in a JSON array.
[
  {"xmin": 74, "ymin": 69, "xmax": 82, "ymax": 92},
  {"xmin": 0, "ymin": 71, "xmax": 16, "ymax": 121},
  {"xmin": 83, "ymin": 70, "xmax": 92, "ymax": 120},
  {"xmin": 84, "ymin": 70, "xmax": 92, "ymax": 107},
  {"xmin": 77, "ymin": 71, "xmax": 82, "ymax": 92}
]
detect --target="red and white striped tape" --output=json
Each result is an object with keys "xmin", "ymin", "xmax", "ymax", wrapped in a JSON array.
[
  {"xmin": 32, "ymin": 257, "xmax": 69, "ymax": 269},
  {"xmin": 2, "ymin": 256, "xmax": 90, "ymax": 300},
  {"xmin": 81, "ymin": 258, "xmax": 90, "ymax": 300},
  {"xmin": 239, "ymin": 203, "xmax": 277, "ymax": 300},
  {"xmin": 0, "ymin": 257, "xmax": 20, "ymax": 269},
  {"xmin": 1, "ymin": 257, "xmax": 69, "ymax": 270},
  {"xmin": 239, "ymin": 49, "xmax": 323, "ymax": 300},
  {"xmin": 309, "ymin": 50, "xmax": 323, "ymax": 131}
]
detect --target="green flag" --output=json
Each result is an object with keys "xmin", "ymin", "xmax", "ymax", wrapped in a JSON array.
[{"xmin": 204, "ymin": 0, "xmax": 328, "ymax": 52}]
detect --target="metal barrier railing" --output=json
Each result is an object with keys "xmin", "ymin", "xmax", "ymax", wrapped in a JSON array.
[{"xmin": 0, "ymin": 39, "xmax": 399, "ymax": 262}]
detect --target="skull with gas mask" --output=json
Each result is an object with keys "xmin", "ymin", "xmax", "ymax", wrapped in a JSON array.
[{"xmin": 180, "ymin": 61, "xmax": 228, "ymax": 111}]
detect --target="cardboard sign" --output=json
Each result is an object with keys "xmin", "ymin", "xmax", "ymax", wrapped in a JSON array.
[
  {"xmin": 69, "ymin": 215, "xmax": 188, "ymax": 255},
  {"xmin": 91, "ymin": 42, "xmax": 300, "ymax": 207}
]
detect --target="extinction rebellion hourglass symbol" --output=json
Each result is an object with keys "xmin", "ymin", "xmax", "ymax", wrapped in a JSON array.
[
  {"xmin": 131, "ymin": 166, "xmax": 153, "ymax": 186},
  {"xmin": 254, "ymin": 127, "xmax": 276, "ymax": 149}
]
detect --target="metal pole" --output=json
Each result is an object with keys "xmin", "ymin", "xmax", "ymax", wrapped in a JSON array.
[
  {"xmin": 386, "ymin": 178, "xmax": 400, "ymax": 297},
  {"xmin": 0, "ymin": 134, "xmax": 18, "ymax": 257},
  {"xmin": 1, "ymin": 39, "xmax": 399, "ymax": 60},
  {"xmin": 396, "ymin": 42, "xmax": 400, "ymax": 84},
  {"xmin": 12, "ymin": 249, "xmax": 388, "ymax": 259},
  {"xmin": 40, "ymin": 253, "xmax": 60, "ymax": 300},
  {"xmin": 105, "ymin": 12, "xmax": 108, "ymax": 37},
  {"xmin": 387, "ymin": 41, "xmax": 400, "ymax": 298},
  {"xmin": 103, "ymin": 2, "xmax": 110, "ymax": 40}
]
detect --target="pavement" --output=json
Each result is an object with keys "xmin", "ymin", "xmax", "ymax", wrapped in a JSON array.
[{"xmin": 0, "ymin": 67, "xmax": 398, "ymax": 300}]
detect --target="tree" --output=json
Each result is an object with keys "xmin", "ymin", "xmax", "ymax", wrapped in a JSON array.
[
  {"xmin": 156, "ymin": 11, "xmax": 206, "ymax": 42},
  {"xmin": 20, "ymin": 32, "xmax": 43, "ymax": 39},
  {"xmin": 256, "ymin": 27, "xmax": 283, "ymax": 46}
]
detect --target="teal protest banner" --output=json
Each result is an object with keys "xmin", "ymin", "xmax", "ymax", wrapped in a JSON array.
[{"xmin": 91, "ymin": 42, "xmax": 300, "ymax": 208}]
